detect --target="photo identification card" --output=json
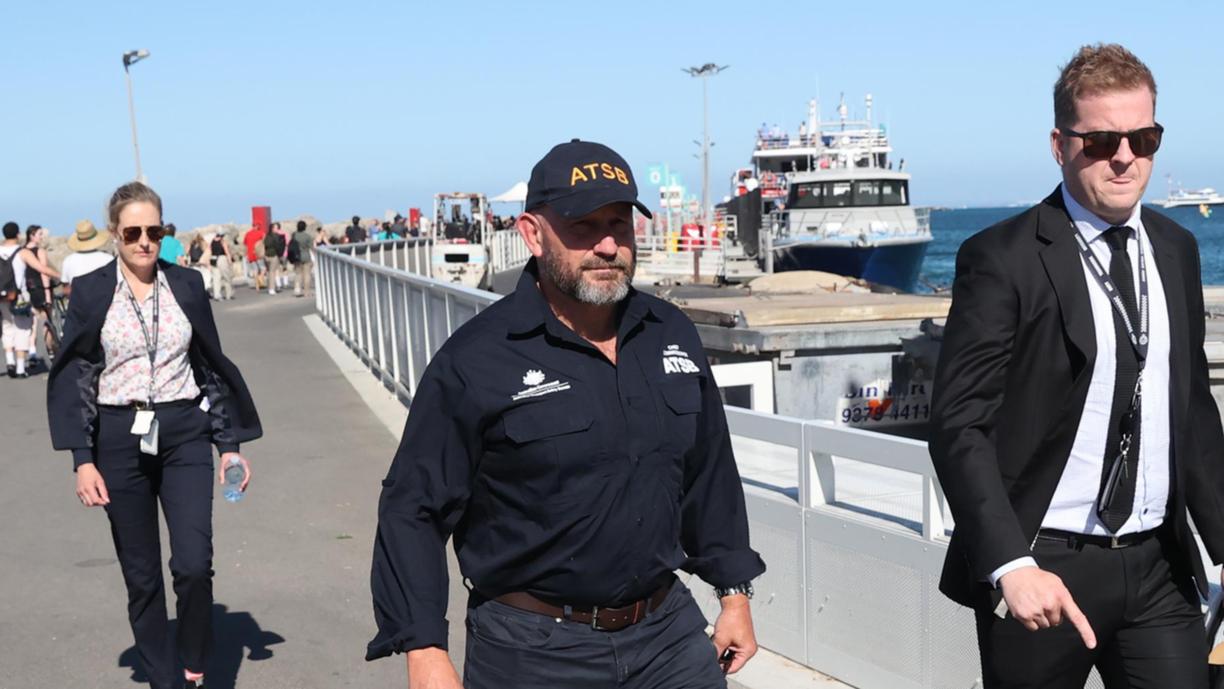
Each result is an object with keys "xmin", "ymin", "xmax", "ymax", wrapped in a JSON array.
[{"xmin": 131, "ymin": 410, "xmax": 155, "ymax": 436}]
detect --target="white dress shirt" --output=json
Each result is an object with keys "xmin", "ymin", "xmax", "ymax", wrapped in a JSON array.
[{"xmin": 989, "ymin": 185, "xmax": 1172, "ymax": 585}]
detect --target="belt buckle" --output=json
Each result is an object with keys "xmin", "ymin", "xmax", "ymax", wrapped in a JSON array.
[
  {"xmin": 1110, "ymin": 535, "xmax": 1123, "ymax": 549},
  {"xmin": 134, "ymin": 400, "xmax": 151, "ymax": 411},
  {"xmin": 590, "ymin": 605, "xmax": 603, "ymax": 631}
]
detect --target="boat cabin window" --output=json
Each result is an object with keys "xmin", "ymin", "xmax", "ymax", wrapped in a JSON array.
[
  {"xmin": 880, "ymin": 180, "xmax": 906, "ymax": 205},
  {"xmin": 855, "ymin": 181, "xmax": 880, "ymax": 205},
  {"xmin": 788, "ymin": 179, "xmax": 909, "ymax": 208}
]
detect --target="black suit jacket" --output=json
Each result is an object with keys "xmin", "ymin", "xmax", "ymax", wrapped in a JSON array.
[
  {"xmin": 930, "ymin": 187, "xmax": 1224, "ymax": 607},
  {"xmin": 46, "ymin": 259, "xmax": 261, "ymax": 467}
]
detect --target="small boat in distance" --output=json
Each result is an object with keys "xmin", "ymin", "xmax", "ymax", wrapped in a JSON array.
[{"xmin": 1154, "ymin": 175, "xmax": 1224, "ymax": 208}]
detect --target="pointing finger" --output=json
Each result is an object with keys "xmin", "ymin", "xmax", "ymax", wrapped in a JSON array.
[{"xmin": 1062, "ymin": 595, "xmax": 1096, "ymax": 649}]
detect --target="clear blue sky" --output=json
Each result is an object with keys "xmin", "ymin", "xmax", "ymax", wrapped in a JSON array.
[{"xmin": 4, "ymin": 1, "xmax": 1223, "ymax": 233}]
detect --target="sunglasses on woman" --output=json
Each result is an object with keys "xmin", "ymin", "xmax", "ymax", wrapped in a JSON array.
[
  {"xmin": 120, "ymin": 225, "xmax": 167, "ymax": 244},
  {"xmin": 1061, "ymin": 123, "xmax": 1164, "ymax": 160}
]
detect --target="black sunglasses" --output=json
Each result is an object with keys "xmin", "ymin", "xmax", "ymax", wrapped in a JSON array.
[
  {"xmin": 1061, "ymin": 123, "xmax": 1164, "ymax": 160},
  {"xmin": 120, "ymin": 225, "xmax": 166, "ymax": 244}
]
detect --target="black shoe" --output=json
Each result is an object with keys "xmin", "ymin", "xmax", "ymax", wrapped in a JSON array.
[
  {"xmin": 15, "ymin": 371, "xmax": 29, "ymax": 379},
  {"xmin": 185, "ymin": 679, "xmax": 205, "ymax": 688},
  {"xmin": 5, "ymin": 365, "xmax": 14, "ymax": 378}
]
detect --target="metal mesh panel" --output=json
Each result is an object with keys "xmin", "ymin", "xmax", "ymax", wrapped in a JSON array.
[
  {"xmin": 806, "ymin": 531, "xmax": 925, "ymax": 684},
  {"xmin": 744, "ymin": 494, "xmax": 806, "ymax": 662},
  {"xmin": 925, "ymin": 580, "xmax": 981, "ymax": 688}
]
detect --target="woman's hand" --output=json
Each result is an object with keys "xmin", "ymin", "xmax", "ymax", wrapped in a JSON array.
[
  {"xmin": 76, "ymin": 464, "xmax": 110, "ymax": 507},
  {"xmin": 218, "ymin": 452, "xmax": 252, "ymax": 492}
]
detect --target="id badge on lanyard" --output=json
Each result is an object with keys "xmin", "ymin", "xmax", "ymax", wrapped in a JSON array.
[{"xmin": 124, "ymin": 275, "xmax": 161, "ymax": 454}]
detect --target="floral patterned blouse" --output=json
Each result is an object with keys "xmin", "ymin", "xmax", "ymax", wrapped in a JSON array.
[{"xmin": 97, "ymin": 269, "xmax": 201, "ymax": 405}]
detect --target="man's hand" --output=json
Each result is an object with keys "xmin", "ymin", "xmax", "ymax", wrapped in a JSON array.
[
  {"xmin": 710, "ymin": 594, "xmax": 758, "ymax": 674},
  {"xmin": 76, "ymin": 463, "xmax": 110, "ymax": 507},
  {"xmin": 999, "ymin": 566, "xmax": 1096, "ymax": 648},
  {"xmin": 406, "ymin": 647, "xmax": 461, "ymax": 689}
]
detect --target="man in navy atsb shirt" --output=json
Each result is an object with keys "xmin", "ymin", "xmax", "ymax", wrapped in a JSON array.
[{"xmin": 367, "ymin": 140, "xmax": 765, "ymax": 688}]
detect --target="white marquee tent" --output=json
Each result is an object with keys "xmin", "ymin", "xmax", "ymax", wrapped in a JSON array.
[{"xmin": 491, "ymin": 181, "xmax": 528, "ymax": 205}]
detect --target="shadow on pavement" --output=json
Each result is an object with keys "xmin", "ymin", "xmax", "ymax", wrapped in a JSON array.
[{"xmin": 118, "ymin": 603, "xmax": 285, "ymax": 688}]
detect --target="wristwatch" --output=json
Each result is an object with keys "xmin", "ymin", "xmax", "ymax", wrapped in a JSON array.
[{"xmin": 714, "ymin": 581, "xmax": 755, "ymax": 600}]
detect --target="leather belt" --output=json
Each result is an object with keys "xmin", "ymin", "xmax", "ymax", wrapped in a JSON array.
[
  {"xmin": 1037, "ymin": 527, "xmax": 1161, "ymax": 550},
  {"xmin": 99, "ymin": 396, "xmax": 203, "ymax": 412},
  {"xmin": 492, "ymin": 579, "xmax": 673, "ymax": 632}
]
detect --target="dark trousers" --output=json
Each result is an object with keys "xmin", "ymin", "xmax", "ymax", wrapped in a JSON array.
[
  {"xmin": 463, "ymin": 580, "xmax": 727, "ymax": 689},
  {"xmin": 96, "ymin": 403, "xmax": 216, "ymax": 689},
  {"xmin": 975, "ymin": 529, "xmax": 1207, "ymax": 689}
]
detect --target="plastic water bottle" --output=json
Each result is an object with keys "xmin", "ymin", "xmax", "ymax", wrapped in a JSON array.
[{"xmin": 223, "ymin": 456, "xmax": 246, "ymax": 503}]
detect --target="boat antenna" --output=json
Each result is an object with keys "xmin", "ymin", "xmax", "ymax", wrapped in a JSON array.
[
  {"xmin": 838, "ymin": 93, "xmax": 847, "ymax": 130},
  {"xmin": 865, "ymin": 93, "xmax": 873, "ymax": 127}
]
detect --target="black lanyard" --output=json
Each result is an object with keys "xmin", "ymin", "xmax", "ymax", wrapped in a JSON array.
[
  {"xmin": 1069, "ymin": 222, "xmax": 1149, "ymax": 367},
  {"xmin": 122, "ymin": 273, "xmax": 160, "ymax": 404}
]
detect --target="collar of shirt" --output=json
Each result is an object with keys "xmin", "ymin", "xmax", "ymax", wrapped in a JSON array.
[
  {"xmin": 1060, "ymin": 183, "xmax": 1144, "ymax": 243},
  {"xmin": 114, "ymin": 264, "xmax": 170, "ymax": 301},
  {"xmin": 506, "ymin": 258, "xmax": 658, "ymax": 346}
]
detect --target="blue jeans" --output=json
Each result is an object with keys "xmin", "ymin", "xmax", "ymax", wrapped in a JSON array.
[{"xmin": 463, "ymin": 580, "xmax": 727, "ymax": 689}]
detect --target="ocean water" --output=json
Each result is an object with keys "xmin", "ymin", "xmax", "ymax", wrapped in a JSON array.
[{"xmin": 922, "ymin": 204, "xmax": 1224, "ymax": 291}]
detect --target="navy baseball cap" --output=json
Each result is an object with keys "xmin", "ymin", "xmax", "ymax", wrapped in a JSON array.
[{"xmin": 525, "ymin": 139, "xmax": 653, "ymax": 219}]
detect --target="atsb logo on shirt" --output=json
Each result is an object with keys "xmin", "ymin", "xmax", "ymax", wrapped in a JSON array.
[{"xmin": 662, "ymin": 345, "xmax": 699, "ymax": 375}]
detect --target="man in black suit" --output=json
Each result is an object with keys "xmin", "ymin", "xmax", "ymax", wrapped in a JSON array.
[{"xmin": 931, "ymin": 43, "xmax": 1224, "ymax": 688}]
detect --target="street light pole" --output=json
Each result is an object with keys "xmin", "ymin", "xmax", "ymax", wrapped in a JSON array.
[
  {"xmin": 683, "ymin": 63, "xmax": 728, "ymax": 225},
  {"xmin": 123, "ymin": 50, "xmax": 150, "ymax": 182}
]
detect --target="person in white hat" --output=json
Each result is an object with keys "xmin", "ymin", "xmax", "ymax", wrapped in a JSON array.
[{"xmin": 61, "ymin": 219, "xmax": 114, "ymax": 297}]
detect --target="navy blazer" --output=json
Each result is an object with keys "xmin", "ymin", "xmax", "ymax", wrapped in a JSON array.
[{"xmin": 47, "ymin": 259, "xmax": 262, "ymax": 468}]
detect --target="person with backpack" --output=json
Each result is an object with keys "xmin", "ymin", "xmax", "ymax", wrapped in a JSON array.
[
  {"xmin": 0, "ymin": 221, "xmax": 31, "ymax": 378},
  {"xmin": 263, "ymin": 223, "xmax": 287, "ymax": 295},
  {"xmin": 18, "ymin": 224, "xmax": 61, "ymax": 370},
  {"xmin": 291, "ymin": 220, "xmax": 313, "ymax": 297}
]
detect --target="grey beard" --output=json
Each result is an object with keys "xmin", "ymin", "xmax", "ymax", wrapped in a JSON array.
[{"xmin": 540, "ymin": 251, "xmax": 635, "ymax": 306}]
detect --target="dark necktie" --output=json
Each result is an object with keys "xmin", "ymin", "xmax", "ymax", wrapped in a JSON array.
[{"xmin": 1096, "ymin": 225, "xmax": 1141, "ymax": 533}]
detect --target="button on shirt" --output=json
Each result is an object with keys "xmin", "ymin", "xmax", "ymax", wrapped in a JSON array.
[
  {"xmin": 367, "ymin": 260, "xmax": 766, "ymax": 658},
  {"xmin": 97, "ymin": 269, "xmax": 201, "ymax": 405},
  {"xmin": 990, "ymin": 185, "xmax": 1172, "ymax": 585}
]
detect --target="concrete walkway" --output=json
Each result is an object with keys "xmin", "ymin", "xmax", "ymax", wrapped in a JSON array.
[
  {"xmin": 0, "ymin": 290, "xmax": 819, "ymax": 688},
  {"xmin": 0, "ymin": 293, "xmax": 405, "ymax": 688}
]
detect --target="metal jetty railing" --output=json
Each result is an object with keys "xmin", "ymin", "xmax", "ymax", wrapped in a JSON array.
[{"xmin": 313, "ymin": 240, "xmax": 1134, "ymax": 689}]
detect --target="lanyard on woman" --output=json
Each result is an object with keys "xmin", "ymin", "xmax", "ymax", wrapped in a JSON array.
[{"xmin": 123, "ymin": 272, "xmax": 160, "ymax": 406}]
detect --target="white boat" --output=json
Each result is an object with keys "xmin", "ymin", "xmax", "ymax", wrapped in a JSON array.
[
  {"xmin": 1155, "ymin": 176, "xmax": 1224, "ymax": 208},
  {"xmin": 722, "ymin": 94, "xmax": 932, "ymax": 292}
]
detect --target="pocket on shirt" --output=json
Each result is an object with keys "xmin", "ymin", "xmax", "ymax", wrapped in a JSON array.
[
  {"xmin": 497, "ymin": 401, "xmax": 605, "ymax": 508},
  {"xmin": 658, "ymin": 377, "xmax": 702, "ymax": 458}
]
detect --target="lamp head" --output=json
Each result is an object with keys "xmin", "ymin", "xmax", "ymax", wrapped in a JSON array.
[{"xmin": 122, "ymin": 49, "xmax": 150, "ymax": 69}]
